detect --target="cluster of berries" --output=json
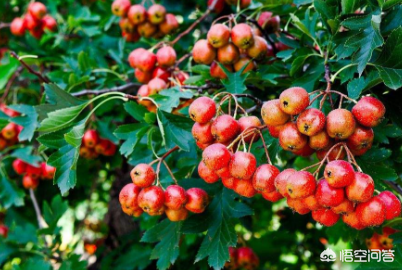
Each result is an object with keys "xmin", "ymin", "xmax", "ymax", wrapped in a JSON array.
[
  {"xmin": 366, "ymin": 227, "xmax": 397, "ymax": 251},
  {"xmin": 10, "ymin": 2, "xmax": 57, "ymax": 39},
  {"xmin": 79, "ymin": 130, "xmax": 116, "ymax": 159},
  {"xmin": 0, "ymin": 104, "xmax": 22, "ymax": 151},
  {"xmin": 119, "ymin": 163, "xmax": 209, "ymax": 222},
  {"xmin": 112, "ymin": 0, "xmax": 179, "ymax": 42},
  {"xmin": 261, "ymin": 87, "xmax": 385, "ymax": 158},
  {"xmin": 208, "ymin": 0, "xmax": 251, "ymax": 13},
  {"xmin": 128, "ymin": 46, "xmax": 189, "ymax": 111},
  {"xmin": 225, "ymin": 247, "xmax": 259, "ymax": 270},
  {"xmin": 193, "ymin": 22, "xmax": 272, "ymax": 79},
  {"xmin": 12, "ymin": 158, "xmax": 56, "ymax": 189},
  {"xmin": 275, "ymin": 160, "xmax": 401, "ymax": 228}
]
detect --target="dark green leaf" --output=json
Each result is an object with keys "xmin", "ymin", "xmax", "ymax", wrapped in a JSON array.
[
  {"xmin": 153, "ymin": 87, "xmax": 193, "ymax": 113},
  {"xmin": 347, "ymin": 71, "xmax": 381, "ymax": 99},
  {"xmin": 11, "ymin": 146, "xmax": 42, "ymax": 165},
  {"xmin": 220, "ymin": 64, "xmax": 249, "ymax": 94},
  {"xmin": 7, "ymin": 223, "xmax": 37, "ymax": 244},
  {"xmin": 0, "ymin": 55, "xmax": 19, "ymax": 89},
  {"xmin": 114, "ymin": 123, "xmax": 150, "ymax": 157},
  {"xmin": 59, "ymin": 254, "xmax": 88, "ymax": 270},
  {"xmin": 0, "ymin": 173, "xmax": 24, "ymax": 208},
  {"xmin": 8, "ymin": 104, "xmax": 38, "ymax": 142}
]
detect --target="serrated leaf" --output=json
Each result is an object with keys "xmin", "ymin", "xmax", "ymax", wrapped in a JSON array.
[
  {"xmin": 141, "ymin": 219, "xmax": 182, "ymax": 270},
  {"xmin": 358, "ymin": 159, "xmax": 398, "ymax": 182},
  {"xmin": 42, "ymin": 195, "xmax": 68, "ymax": 229},
  {"xmin": 64, "ymin": 119, "xmax": 86, "ymax": 147},
  {"xmin": 0, "ymin": 173, "xmax": 24, "ymax": 208},
  {"xmin": 347, "ymin": 71, "xmax": 381, "ymax": 99},
  {"xmin": 10, "ymin": 147, "xmax": 42, "ymax": 165},
  {"xmin": 314, "ymin": 0, "xmax": 340, "ymax": 33},
  {"xmin": 156, "ymin": 110, "xmax": 193, "ymax": 152},
  {"xmin": 373, "ymin": 122, "xmax": 402, "ymax": 144},
  {"xmin": 0, "ymin": 55, "xmax": 19, "ymax": 89},
  {"xmin": 38, "ymin": 129, "xmax": 70, "ymax": 149},
  {"xmin": 124, "ymin": 102, "xmax": 152, "ymax": 123},
  {"xmin": 220, "ymin": 64, "xmax": 249, "ymax": 94},
  {"xmin": 114, "ymin": 124, "xmax": 150, "ymax": 157},
  {"xmin": 153, "ymin": 87, "xmax": 193, "ymax": 113},
  {"xmin": 8, "ymin": 104, "xmax": 38, "ymax": 142}
]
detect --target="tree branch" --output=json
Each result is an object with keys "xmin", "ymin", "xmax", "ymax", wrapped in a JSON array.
[
  {"xmin": 29, "ymin": 189, "xmax": 47, "ymax": 229},
  {"xmin": 71, "ymin": 83, "xmax": 142, "ymax": 96},
  {"xmin": 0, "ymin": 22, "xmax": 11, "ymax": 29},
  {"xmin": 10, "ymin": 52, "xmax": 51, "ymax": 84},
  {"xmin": 385, "ymin": 180, "xmax": 402, "ymax": 197}
]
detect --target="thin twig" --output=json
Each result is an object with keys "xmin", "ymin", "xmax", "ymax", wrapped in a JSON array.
[
  {"xmin": 10, "ymin": 52, "xmax": 50, "ymax": 84},
  {"xmin": 71, "ymin": 83, "xmax": 141, "ymax": 96},
  {"xmin": 155, "ymin": 146, "xmax": 180, "ymax": 185},
  {"xmin": 29, "ymin": 189, "xmax": 46, "ymax": 229},
  {"xmin": 324, "ymin": 63, "xmax": 331, "ymax": 91},
  {"xmin": 0, "ymin": 22, "xmax": 11, "ymax": 29},
  {"xmin": 181, "ymin": 82, "xmax": 221, "ymax": 93}
]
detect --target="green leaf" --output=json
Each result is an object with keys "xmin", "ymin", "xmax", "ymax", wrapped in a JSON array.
[
  {"xmin": 0, "ymin": 173, "xmax": 24, "ymax": 208},
  {"xmin": 358, "ymin": 159, "xmax": 398, "ymax": 182},
  {"xmin": 220, "ymin": 64, "xmax": 249, "ymax": 94},
  {"xmin": 59, "ymin": 254, "xmax": 88, "ymax": 270},
  {"xmin": 42, "ymin": 195, "xmax": 68, "ymax": 229},
  {"xmin": 38, "ymin": 129, "xmax": 70, "ymax": 149},
  {"xmin": 347, "ymin": 71, "xmax": 381, "ymax": 99},
  {"xmin": 141, "ymin": 219, "xmax": 182, "ymax": 270},
  {"xmin": 0, "ymin": 55, "xmax": 19, "ymax": 90},
  {"xmin": 111, "ymin": 245, "xmax": 152, "ymax": 270},
  {"xmin": 15, "ymin": 257, "xmax": 52, "ymax": 270},
  {"xmin": 7, "ymin": 223, "xmax": 37, "ymax": 244},
  {"xmin": 153, "ymin": 87, "xmax": 193, "ymax": 113},
  {"xmin": 314, "ymin": 0, "xmax": 340, "ymax": 33},
  {"xmin": 360, "ymin": 147, "xmax": 392, "ymax": 162},
  {"xmin": 123, "ymin": 102, "xmax": 152, "ymax": 123},
  {"xmin": 47, "ymin": 144, "xmax": 80, "ymax": 195},
  {"xmin": 114, "ymin": 124, "xmax": 150, "ymax": 157},
  {"xmin": 183, "ymin": 187, "xmax": 253, "ymax": 270},
  {"xmin": 341, "ymin": 0, "xmax": 361, "ymax": 14},
  {"xmin": 0, "ymin": 238, "xmax": 16, "ymax": 265},
  {"xmin": 383, "ymin": 0, "xmax": 402, "ymax": 10},
  {"xmin": 156, "ymin": 110, "xmax": 193, "ymax": 152},
  {"xmin": 373, "ymin": 121, "xmax": 402, "ymax": 144},
  {"xmin": 64, "ymin": 119, "xmax": 86, "ymax": 147},
  {"xmin": 8, "ymin": 104, "xmax": 38, "ymax": 142},
  {"xmin": 342, "ymin": 13, "xmax": 384, "ymax": 75},
  {"xmin": 10, "ymin": 146, "xmax": 42, "ymax": 165}
]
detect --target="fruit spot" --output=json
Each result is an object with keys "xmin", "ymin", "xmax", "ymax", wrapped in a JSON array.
[
  {"xmin": 283, "ymin": 101, "xmax": 288, "ymax": 107},
  {"xmin": 304, "ymin": 124, "xmax": 309, "ymax": 132},
  {"xmin": 326, "ymin": 171, "xmax": 331, "ymax": 177}
]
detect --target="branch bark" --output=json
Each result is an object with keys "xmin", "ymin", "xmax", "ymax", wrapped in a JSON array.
[{"xmin": 10, "ymin": 52, "xmax": 51, "ymax": 84}]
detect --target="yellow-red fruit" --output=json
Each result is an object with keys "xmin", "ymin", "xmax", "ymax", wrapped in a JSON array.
[
  {"xmin": 192, "ymin": 122, "xmax": 214, "ymax": 144},
  {"xmin": 198, "ymin": 161, "xmax": 220, "ymax": 183},
  {"xmin": 217, "ymin": 43, "xmax": 240, "ymax": 65},
  {"xmin": 326, "ymin": 109, "xmax": 356, "ymax": 139},
  {"xmin": 127, "ymin": 5, "xmax": 147, "ymax": 25},
  {"xmin": 252, "ymin": 164, "xmax": 279, "ymax": 193},
  {"xmin": 189, "ymin": 97, "xmax": 216, "ymax": 124},
  {"xmin": 279, "ymin": 122, "xmax": 308, "ymax": 152},
  {"xmin": 22, "ymin": 174, "xmax": 39, "ymax": 189},
  {"xmin": 222, "ymin": 177, "xmax": 235, "ymax": 190},
  {"xmin": 309, "ymin": 130, "xmax": 331, "ymax": 150},
  {"xmin": 331, "ymin": 199, "xmax": 354, "ymax": 214},
  {"xmin": 324, "ymin": 160, "xmax": 355, "ymax": 188},
  {"xmin": 347, "ymin": 126, "xmax": 374, "ymax": 156},
  {"xmin": 119, "ymin": 17, "xmax": 135, "ymax": 33},
  {"xmin": 267, "ymin": 124, "xmax": 283, "ymax": 138},
  {"xmin": 233, "ymin": 178, "xmax": 257, "ymax": 198},
  {"xmin": 346, "ymin": 172, "xmax": 374, "ymax": 203},
  {"xmin": 185, "ymin": 188, "xmax": 209, "ymax": 213},
  {"xmin": 261, "ymin": 99, "xmax": 290, "ymax": 126},
  {"xmin": 148, "ymin": 78, "xmax": 167, "ymax": 93},
  {"xmin": 352, "ymin": 96, "xmax": 385, "ymax": 127},
  {"xmin": 279, "ymin": 87, "xmax": 309, "ymax": 115},
  {"xmin": 296, "ymin": 108, "xmax": 326, "ymax": 136},
  {"xmin": 1, "ymin": 123, "xmax": 19, "ymax": 140},
  {"xmin": 119, "ymin": 183, "xmax": 142, "ymax": 215},
  {"xmin": 130, "ymin": 164, "xmax": 156, "ymax": 188},
  {"xmin": 287, "ymin": 197, "xmax": 310, "ymax": 215},
  {"xmin": 159, "ymin": 14, "xmax": 179, "ymax": 34},
  {"xmin": 134, "ymin": 69, "xmax": 152, "ymax": 84},
  {"xmin": 42, "ymin": 15, "xmax": 57, "ymax": 32},
  {"xmin": 356, "ymin": 196, "xmax": 386, "ymax": 227},
  {"xmin": 274, "ymin": 168, "xmax": 296, "ymax": 198},
  {"xmin": 262, "ymin": 190, "xmax": 284, "ymax": 202},
  {"xmin": 136, "ymin": 50, "xmax": 157, "ymax": 72},
  {"xmin": 229, "ymin": 152, "xmax": 257, "ymax": 180},
  {"xmin": 342, "ymin": 211, "xmax": 365, "ymax": 230},
  {"xmin": 10, "ymin": 18, "xmax": 26, "ymax": 36},
  {"xmin": 165, "ymin": 208, "xmax": 188, "ymax": 222},
  {"xmin": 207, "ymin": 24, "xmax": 230, "ymax": 48},
  {"xmin": 211, "ymin": 114, "xmax": 240, "ymax": 143},
  {"xmin": 286, "ymin": 171, "xmax": 316, "ymax": 199},
  {"xmin": 147, "ymin": 4, "xmax": 166, "ymax": 24},
  {"xmin": 210, "ymin": 61, "xmax": 232, "ymax": 79},
  {"xmin": 137, "ymin": 21, "xmax": 157, "ymax": 37},
  {"xmin": 156, "ymin": 46, "xmax": 177, "ymax": 68},
  {"xmin": 138, "ymin": 186, "xmax": 165, "ymax": 213},
  {"xmin": 234, "ymin": 56, "xmax": 255, "ymax": 74},
  {"xmin": 128, "ymin": 48, "xmax": 147, "ymax": 68},
  {"xmin": 377, "ymin": 191, "xmax": 401, "ymax": 220},
  {"xmin": 202, "ymin": 143, "xmax": 232, "ymax": 170},
  {"xmin": 111, "ymin": 0, "xmax": 131, "ymax": 17},
  {"xmin": 302, "ymin": 195, "xmax": 322, "ymax": 211},
  {"xmin": 231, "ymin": 23, "xmax": 254, "ymax": 49},
  {"xmin": 312, "ymin": 208, "xmax": 340, "ymax": 226},
  {"xmin": 193, "ymin": 39, "xmax": 216, "ymax": 65},
  {"xmin": 246, "ymin": 36, "xmax": 268, "ymax": 61},
  {"xmin": 315, "ymin": 179, "xmax": 344, "ymax": 207},
  {"xmin": 238, "ymin": 116, "xmax": 261, "ymax": 143},
  {"xmin": 236, "ymin": 247, "xmax": 259, "ymax": 269},
  {"xmin": 164, "ymin": 185, "xmax": 188, "ymax": 210},
  {"xmin": 28, "ymin": 2, "xmax": 47, "ymax": 20}
]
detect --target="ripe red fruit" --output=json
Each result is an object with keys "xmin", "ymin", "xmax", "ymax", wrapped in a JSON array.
[
  {"xmin": 1, "ymin": 123, "xmax": 19, "ymax": 140},
  {"xmin": 279, "ymin": 122, "xmax": 308, "ymax": 152},
  {"xmin": 252, "ymin": 164, "xmax": 280, "ymax": 192},
  {"xmin": 148, "ymin": 205, "xmax": 166, "ymax": 216},
  {"xmin": 0, "ymin": 225, "xmax": 8, "ymax": 238},
  {"xmin": 315, "ymin": 179, "xmax": 344, "ymax": 207},
  {"xmin": 267, "ymin": 125, "xmax": 283, "ymax": 138},
  {"xmin": 164, "ymin": 185, "xmax": 187, "ymax": 210},
  {"xmin": 24, "ymin": 13, "xmax": 41, "ymax": 31},
  {"xmin": 147, "ymin": 4, "xmax": 166, "ymax": 24},
  {"xmin": 42, "ymin": 15, "xmax": 57, "ymax": 32},
  {"xmin": 347, "ymin": 126, "xmax": 374, "ymax": 156},
  {"xmin": 301, "ymin": 195, "xmax": 322, "ymax": 211},
  {"xmin": 138, "ymin": 186, "xmax": 165, "ymax": 213},
  {"xmin": 28, "ymin": 2, "xmax": 47, "ymax": 20},
  {"xmin": 156, "ymin": 46, "xmax": 177, "ymax": 68},
  {"xmin": 148, "ymin": 78, "xmax": 167, "ymax": 93},
  {"xmin": 23, "ymin": 174, "xmax": 39, "ymax": 189},
  {"xmin": 312, "ymin": 208, "xmax": 340, "ymax": 226},
  {"xmin": 210, "ymin": 61, "xmax": 232, "ymax": 79},
  {"xmin": 229, "ymin": 152, "xmax": 257, "ymax": 180},
  {"xmin": 111, "ymin": 0, "xmax": 131, "ymax": 16},
  {"xmin": 287, "ymin": 197, "xmax": 310, "ymax": 214},
  {"xmin": 0, "ymin": 104, "xmax": 20, "ymax": 117},
  {"xmin": 293, "ymin": 144, "xmax": 315, "ymax": 157},
  {"xmin": 208, "ymin": 0, "xmax": 225, "ymax": 13},
  {"xmin": 128, "ymin": 48, "xmax": 147, "ymax": 68},
  {"xmin": 331, "ymin": 199, "xmax": 354, "ymax": 214},
  {"xmin": 377, "ymin": 191, "xmax": 401, "ymax": 220},
  {"xmin": 240, "ymin": 0, "xmax": 251, "ymax": 8},
  {"xmin": 326, "ymin": 109, "xmax": 356, "ymax": 139},
  {"xmin": 346, "ymin": 172, "xmax": 374, "ymax": 202},
  {"xmin": 356, "ymin": 196, "xmax": 386, "ymax": 227},
  {"xmin": 217, "ymin": 43, "xmax": 240, "ymax": 65},
  {"xmin": 207, "ymin": 24, "xmax": 230, "ymax": 48},
  {"xmin": 352, "ymin": 97, "xmax": 385, "ymax": 127},
  {"xmin": 94, "ymin": 139, "xmax": 110, "ymax": 155},
  {"xmin": 135, "ymin": 68, "xmax": 152, "ymax": 84},
  {"xmin": 274, "ymin": 168, "xmax": 296, "ymax": 198},
  {"xmin": 225, "ymin": 247, "xmax": 238, "ymax": 270},
  {"xmin": 309, "ymin": 130, "xmax": 331, "ymax": 150},
  {"xmin": 262, "ymin": 190, "xmax": 284, "ymax": 202},
  {"xmin": 202, "ymin": 143, "xmax": 232, "ymax": 170},
  {"xmin": 185, "ymin": 188, "xmax": 209, "ymax": 213},
  {"xmin": 257, "ymin": 11, "xmax": 280, "ymax": 33},
  {"xmin": 233, "ymin": 56, "xmax": 255, "ymax": 73},
  {"xmin": 26, "ymin": 164, "xmax": 42, "ymax": 178},
  {"xmin": 130, "ymin": 164, "xmax": 156, "ymax": 188},
  {"xmin": 233, "ymin": 178, "xmax": 257, "ymax": 198},
  {"xmin": 286, "ymin": 171, "xmax": 316, "ymax": 199},
  {"xmin": 119, "ymin": 183, "xmax": 142, "ymax": 215},
  {"xmin": 342, "ymin": 211, "xmax": 365, "ymax": 230},
  {"xmin": 316, "ymin": 144, "xmax": 346, "ymax": 161},
  {"xmin": 10, "ymin": 18, "xmax": 26, "ymax": 36},
  {"xmin": 152, "ymin": 67, "xmax": 171, "ymax": 82},
  {"xmin": 231, "ymin": 23, "xmax": 254, "ymax": 49},
  {"xmin": 159, "ymin": 13, "xmax": 179, "ymax": 34},
  {"xmin": 119, "ymin": 18, "xmax": 136, "ymax": 33},
  {"xmin": 83, "ymin": 130, "xmax": 99, "ymax": 148},
  {"xmin": 238, "ymin": 116, "xmax": 261, "ymax": 143},
  {"xmin": 279, "ymin": 87, "xmax": 309, "ymax": 115},
  {"xmin": 189, "ymin": 97, "xmax": 216, "ymax": 124},
  {"xmin": 237, "ymin": 247, "xmax": 259, "ymax": 269},
  {"xmin": 137, "ymin": 21, "xmax": 157, "ymax": 37},
  {"xmin": 193, "ymin": 39, "xmax": 216, "ymax": 65},
  {"xmin": 41, "ymin": 162, "xmax": 56, "ymax": 180},
  {"xmin": 211, "ymin": 115, "xmax": 240, "ymax": 143},
  {"xmin": 103, "ymin": 142, "xmax": 117, "ymax": 156},
  {"xmin": 222, "ymin": 177, "xmax": 235, "ymax": 189},
  {"xmin": 192, "ymin": 122, "xmax": 214, "ymax": 144},
  {"xmin": 165, "ymin": 208, "xmax": 188, "ymax": 222},
  {"xmin": 261, "ymin": 99, "xmax": 290, "ymax": 126},
  {"xmin": 324, "ymin": 160, "xmax": 355, "ymax": 188},
  {"xmin": 246, "ymin": 36, "xmax": 268, "ymax": 61},
  {"xmin": 12, "ymin": 159, "xmax": 27, "ymax": 175},
  {"xmin": 136, "ymin": 50, "xmax": 157, "ymax": 72},
  {"xmin": 198, "ymin": 161, "xmax": 220, "ymax": 183},
  {"xmin": 122, "ymin": 31, "xmax": 140, "ymax": 42},
  {"xmin": 296, "ymin": 108, "xmax": 325, "ymax": 136},
  {"xmin": 127, "ymin": 5, "xmax": 147, "ymax": 25}
]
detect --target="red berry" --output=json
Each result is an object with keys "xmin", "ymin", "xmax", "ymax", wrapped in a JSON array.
[
  {"xmin": 252, "ymin": 164, "xmax": 279, "ymax": 193},
  {"xmin": 22, "ymin": 174, "xmax": 39, "ymax": 189},
  {"xmin": 261, "ymin": 190, "xmax": 283, "ymax": 202},
  {"xmin": 164, "ymin": 185, "xmax": 188, "ymax": 210},
  {"xmin": 198, "ymin": 161, "xmax": 220, "ymax": 183},
  {"xmin": 233, "ymin": 56, "xmax": 255, "ymax": 73},
  {"xmin": 347, "ymin": 126, "xmax": 374, "ymax": 156},
  {"xmin": 356, "ymin": 196, "xmax": 386, "ymax": 227},
  {"xmin": 42, "ymin": 15, "xmax": 57, "ymax": 32},
  {"xmin": 0, "ymin": 225, "xmax": 8, "ymax": 238},
  {"xmin": 26, "ymin": 164, "xmax": 42, "ymax": 179},
  {"xmin": 128, "ymin": 48, "xmax": 147, "ymax": 68},
  {"xmin": 225, "ymin": 247, "xmax": 238, "ymax": 270},
  {"xmin": 326, "ymin": 109, "xmax": 356, "ymax": 139},
  {"xmin": 41, "ymin": 162, "xmax": 56, "ymax": 180},
  {"xmin": 312, "ymin": 208, "xmax": 340, "ymax": 226},
  {"xmin": 210, "ymin": 61, "xmax": 232, "ymax": 79},
  {"xmin": 346, "ymin": 172, "xmax": 374, "ymax": 202},
  {"xmin": 185, "ymin": 188, "xmax": 209, "ymax": 213},
  {"xmin": 211, "ymin": 115, "xmax": 240, "ymax": 143},
  {"xmin": 342, "ymin": 211, "xmax": 365, "ymax": 230},
  {"xmin": 165, "ymin": 208, "xmax": 188, "ymax": 222},
  {"xmin": 301, "ymin": 195, "xmax": 322, "ymax": 211},
  {"xmin": 229, "ymin": 152, "xmax": 257, "ymax": 180},
  {"xmin": 287, "ymin": 197, "xmax": 310, "ymax": 215},
  {"xmin": 147, "ymin": 4, "xmax": 166, "ymax": 24},
  {"xmin": 152, "ymin": 67, "xmax": 171, "ymax": 82},
  {"xmin": 377, "ymin": 191, "xmax": 401, "ymax": 220},
  {"xmin": 286, "ymin": 171, "xmax": 316, "ymax": 199},
  {"xmin": 257, "ymin": 11, "xmax": 280, "ymax": 33},
  {"xmin": 292, "ymin": 143, "xmax": 315, "ymax": 157},
  {"xmin": 267, "ymin": 124, "xmax": 283, "ymax": 138},
  {"xmin": 296, "ymin": 108, "xmax": 326, "ymax": 136},
  {"xmin": 119, "ymin": 183, "xmax": 142, "ymax": 216},
  {"xmin": 238, "ymin": 116, "xmax": 261, "ymax": 143},
  {"xmin": 10, "ymin": 18, "xmax": 26, "ymax": 36},
  {"xmin": 136, "ymin": 50, "xmax": 157, "ymax": 72},
  {"xmin": 222, "ymin": 177, "xmax": 235, "ymax": 189},
  {"xmin": 217, "ymin": 43, "xmax": 240, "ymax": 65},
  {"xmin": 192, "ymin": 122, "xmax": 214, "ymax": 144},
  {"xmin": 274, "ymin": 168, "xmax": 296, "ymax": 198},
  {"xmin": 207, "ymin": 24, "xmax": 230, "ymax": 48},
  {"xmin": 127, "ymin": 4, "xmax": 147, "ymax": 25},
  {"xmin": 315, "ymin": 179, "xmax": 344, "ymax": 207},
  {"xmin": 156, "ymin": 46, "xmax": 177, "ymax": 68},
  {"xmin": 208, "ymin": 0, "xmax": 225, "ymax": 13},
  {"xmin": 12, "ymin": 159, "xmax": 27, "ymax": 175},
  {"xmin": 261, "ymin": 99, "xmax": 290, "ymax": 126},
  {"xmin": 193, "ymin": 39, "xmax": 216, "ymax": 65},
  {"xmin": 202, "ymin": 143, "xmax": 231, "ymax": 170},
  {"xmin": 279, "ymin": 122, "xmax": 308, "ymax": 152},
  {"xmin": 134, "ymin": 69, "xmax": 152, "ymax": 84},
  {"xmin": 138, "ymin": 186, "xmax": 165, "ymax": 213},
  {"xmin": 246, "ymin": 36, "xmax": 269, "ymax": 61},
  {"xmin": 279, "ymin": 87, "xmax": 309, "ymax": 115},
  {"xmin": 309, "ymin": 130, "xmax": 331, "ymax": 150},
  {"xmin": 159, "ymin": 13, "xmax": 179, "ymax": 35},
  {"xmin": 331, "ymin": 199, "xmax": 354, "ymax": 214},
  {"xmin": 83, "ymin": 130, "xmax": 99, "ymax": 148},
  {"xmin": 236, "ymin": 247, "xmax": 259, "ymax": 269},
  {"xmin": 1, "ymin": 123, "xmax": 19, "ymax": 140},
  {"xmin": 231, "ymin": 23, "xmax": 254, "ymax": 49},
  {"xmin": 233, "ymin": 179, "xmax": 257, "ymax": 198},
  {"xmin": 324, "ymin": 160, "xmax": 355, "ymax": 188},
  {"xmin": 148, "ymin": 78, "xmax": 167, "ymax": 94},
  {"xmin": 352, "ymin": 97, "xmax": 385, "ymax": 127},
  {"xmin": 189, "ymin": 97, "xmax": 216, "ymax": 124},
  {"xmin": 130, "ymin": 164, "xmax": 156, "ymax": 188},
  {"xmin": 111, "ymin": 0, "xmax": 131, "ymax": 16},
  {"xmin": 28, "ymin": 2, "xmax": 47, "ymax": 20}
]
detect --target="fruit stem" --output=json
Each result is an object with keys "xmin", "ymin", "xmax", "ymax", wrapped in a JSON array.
[
  {"xmin": 258, "ymin": 130, "xmax": 272, "ymax": 165},
  {"xmin": 313, "ymin": 142, "xmax": 346, "ymax": 175},
  {"xmin": 330, "ymin": 63, "xmax": 358, "ymax": 83},
  {"xmin": 155, "ymin": 146, "xmax": 180, "ymax": 185},
  {"xmin": 309, "ymin": 92, "xmax": 324, "ymax": 106},
  {"xmin": 326, "ymin": 90, "xmax": 357, "ymax": 104},
  {"xmin": 163, "ymin": 160, "xmax": 178, "ymax": 184}
]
